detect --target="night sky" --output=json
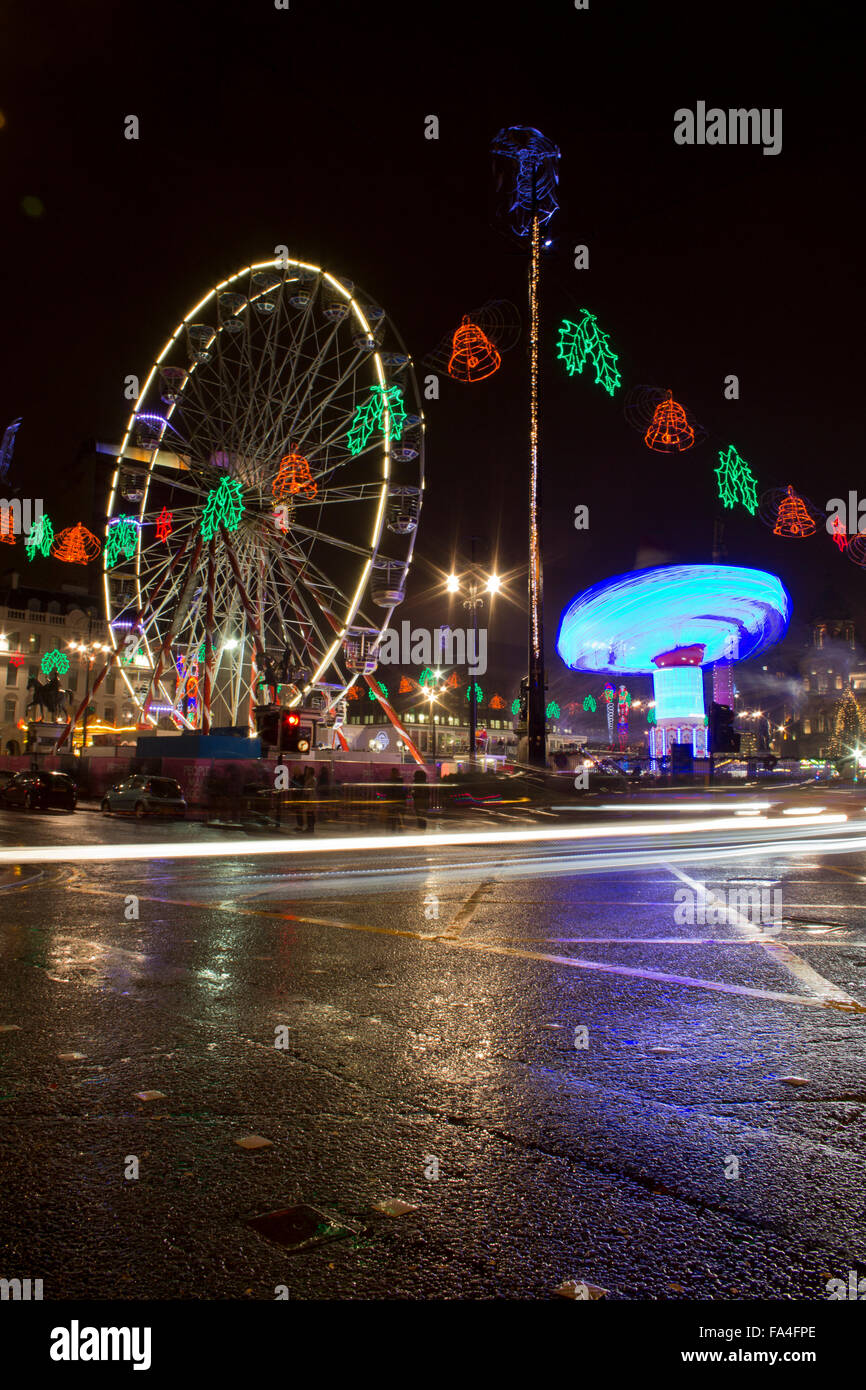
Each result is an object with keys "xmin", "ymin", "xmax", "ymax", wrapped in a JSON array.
[{"xmin": 2, "ymin": 0, "xmax": 861, "ymax": 708}]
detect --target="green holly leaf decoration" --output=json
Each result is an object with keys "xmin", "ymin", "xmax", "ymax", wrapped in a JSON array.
[
  {"xmin": 347, "ymin": 385, "xmax": 407, "ymax": 455},
  {"xmin": 647, "ymin": 708, "xmax": 657, "ymax": 726},
  {"xmin": 715, "ymin": 445, "xmax": 758, "ymax": 515},
  {"xmin": 106, "ymin": 515, "xmax": 138, "ymax": 567},
  {"xmin": 40, "ymin": 647, "xmax": 70, "ymax": 676},
  {"xmin": 25, "ymin": 513, "xmax": 54, "ymax": 561},
  {"xmin": 368, "ymin": 680, "xmax": 389, "ymax": 701},
  {"xmin": 201, "ymin": 477, "xmax": 245, "ymax": 540},
  {"xmin": 583, "ymin": 695, "xmax": 597, "ymax": 713},
  {"xmin": 546, "ymin": 700, "xmax": 561, "ymax": 719},
  {"xmin": 466, "ymin": 683, "xmax": 483, "ymax": 704},
  {"xmin": 418, "ymin": 667, "xmax": 437, "ymax": 688},
  {"xmin": 556, "ymin": 310, "xmax": 621, "ymax": 396},
  {"xmin": 511, "ymin": 698, "xmax": 520, "ymax": 716}
]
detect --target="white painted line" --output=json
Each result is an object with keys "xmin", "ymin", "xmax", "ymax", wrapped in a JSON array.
[{"xmin": 666, "ymin": 864, "xmax": 863, "ymax": 1009}]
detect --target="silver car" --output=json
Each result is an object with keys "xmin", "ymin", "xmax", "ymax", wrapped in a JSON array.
[{"xmin": 101, "ymin": 775, "xmax": 186, "ymax": 819}]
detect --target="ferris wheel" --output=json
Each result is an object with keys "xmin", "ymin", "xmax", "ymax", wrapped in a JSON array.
[{"xmin": 104, "ymin": 255, "xmax": 425, "ymax": 732}]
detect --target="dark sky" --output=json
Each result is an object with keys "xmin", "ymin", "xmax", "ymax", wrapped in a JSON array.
[{"xmin": 2, "ymin": 0, "xmax": 862, "ymax": 706}]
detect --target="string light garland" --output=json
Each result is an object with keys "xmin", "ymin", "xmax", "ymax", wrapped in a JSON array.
[
  {"xmin": 52, "ymin": 523, "xmax": 101, "ymax": 564},
  {"xmin": 155, "ymin": 507, "xmax": 173, "ymax": 543},
  {"xmin": 715, "ymin": 445, "xmax": 758, "ymax": 514},
  {"xmin": 273, "ymin": 450, "xmax": 317, "ymax": 501},
  {"xmin": 347, "ymin": 385, "xmax": 407, "ymax": 455},
  {"xmin": 105, "ymin": 515, "xmax": 139, "ymax": 567},
  {"xmin": 201, "ymin": 477, "xmax": 244, "ymax": 539},
  {"xmin": 556, "ymin": 311, "xmax": 621, "ymax": 395},
  {"xmin": 447, "ymin": 316, "xmax": 501, "ymax": 382},
  {"xmin": 40, "ymin": 648, "xmax": 70, "ymax": 676},
  {"xmin": 25, "ymin": 513, "xmax": 54, "ymax": 560}
]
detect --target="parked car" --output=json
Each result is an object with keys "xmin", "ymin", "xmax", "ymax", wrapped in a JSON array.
[
  {"xmin": 1, "ymin": 771, "xmax": 77, "ymax": 812},
  {"xmin": 101, "ymin": 775, "xmax": 186, "ymax": 819}
]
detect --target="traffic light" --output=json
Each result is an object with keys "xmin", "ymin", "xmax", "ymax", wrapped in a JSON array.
[
  {"xmin": 255, "ymin": 706, "xmax": 312, "ymax": 753},
  {"xmin": 709, "ymin": 701, "xmax": 740, "ymax": 753}
]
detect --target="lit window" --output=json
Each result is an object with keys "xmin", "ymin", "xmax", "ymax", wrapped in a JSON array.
[{"xmin": 803, "ymin": 719, "xmax": 811, "ymax": 734}]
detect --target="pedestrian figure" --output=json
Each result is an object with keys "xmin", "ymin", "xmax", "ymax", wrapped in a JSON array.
[
  {"xmin": 316, "ymin": 762, "xmax": 332, "ymax": 828},
  {"xmin": 291, "ymin": 766, "xmax": 305, "ymax": 830},
  {"xmin": 412, "ymin": 768, "xmax": 429, "ymax": 831},
  {"xmin": 302, "ymin": 764, "xmax": 317, "ymax": 833},
  {"xmin": 387, "ymin": 766, "xmax": 405, "ymax": 833}
]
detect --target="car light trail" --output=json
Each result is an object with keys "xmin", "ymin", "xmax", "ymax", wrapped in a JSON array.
[{"xmin": 0, "ymin": 811, "xmax": 849, "ymax": 867}]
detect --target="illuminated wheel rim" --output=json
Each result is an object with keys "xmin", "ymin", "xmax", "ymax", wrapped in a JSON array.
[{"xmin": 104, "ymin": 256, "xmax": 425, "ymax": 730}]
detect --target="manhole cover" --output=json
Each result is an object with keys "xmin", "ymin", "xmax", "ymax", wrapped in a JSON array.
[
  {"xmin": 245, "ymin": 1204, "xmax": 356, "ymax": 1252},
  {"xmin": 775, "ymin": 919, "xmax": 847, "ymax": 934}
]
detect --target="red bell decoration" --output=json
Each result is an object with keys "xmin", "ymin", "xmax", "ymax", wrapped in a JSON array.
[
  {"xmin": 447, "ymin": 316, "xmax": 501, "ymax": 383},
  {"xmin": 644, "ymin": 390, "xmax": 695, "ymax": 453}
]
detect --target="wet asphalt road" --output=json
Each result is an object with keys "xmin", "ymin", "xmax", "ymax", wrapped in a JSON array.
[{"xmin": 2, "ymin": 791, "xmax": 866, "ymax": 1301}]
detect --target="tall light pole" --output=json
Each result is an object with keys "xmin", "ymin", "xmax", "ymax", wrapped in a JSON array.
[
  {"xmin": 491, "ymin": 126, "xmax": 560, "ymax": 768},
  {"xmin": 68, "ymin": 641, "xmax": 111, "ymax": 751},
  {"xmin": 447, "ymin": 567, "xmax": 500, "ymax": 767}
]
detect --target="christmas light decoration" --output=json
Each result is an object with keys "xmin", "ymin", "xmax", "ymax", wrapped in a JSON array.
[
  {"xmin": 511, "ymin": 698, "xmax": 520, "ymax": 716},
  {"xmin": 346, "ymin": 385, "xmax": 407, "ymax": 455},
  {"xmin": 647, "ymin": 708, "xmax": 656, "ymax": 725},
  {"xmin": 10, "ymin": 653, "xmax": 25, "ymax": 667},
  {"xmin": 829, "ymin": 687, "xmax": 863, "ymax": 763},
  {"xmin": 345, "ymin": 686, "xmax": 364, "ymax": 701},
  {"xmin": 105, "ymin": 515, "xmax": 138, "ymax": 567},
  {"xmin": 446, "ymin": 672, "xmax": 459, "ymax": 689},
  {"xmin": 398, "ymin": 675, "xmax": 415, "ymax": 694},
  {"xmin": 545, "ymin": 700, "xmax": 561, "ymax": 719},
  {"xmin": 0, "ymin": 509, "xmax": 15, "ymax": 544},
  {"xmin": 490, "ymin": 694, "xmax": 506, "ymax": 709},
  {"xmin": 616, "ymin": 684, "xmax": 631, "ymax": 750},
  {"xmin": 583, "ymin": 695, "xmax": 597, "ymax": 713},
  {"xmin": 418, "ymin": 667, "xmax": 437, "ymax": 688},
  {"xmin": 447, "ymin": 316, "xmax": 501, "ymax": 382},
  {"xmin": 556, "ymin": 311, "xmax": 620, "ymax": 396},
  {"xmin": 41, "ymin": 648, "xmax": 70, "ymax": 676},
  {"xmin": 25, "ymin": 513, "xmax": 53, "ymax": 560},
  {"xmin": 201, "ymin": 477, "xmax": 244, "ymax": 539},
  {"xmin": 52, "ymin": 523, "xmax": 101, "ymax": 564},
  {"xmin": 773, "ymin": 485, "xmax": 816, "ymax": 538},
  {"xmin": 831, "ymin": 515, "xmax": 848, "ymax": 552},
  {"xmin": 155, "ymin": 507, "xmax": 173, "ymax": 543},
  {"xmin": 466, "ymin": 683, "xmax": 483, "ymax": 705},
  {"xmin": 368, "ymin": 680, "xmax": 389, "ymax": 701},
  {"xmin": 273, "ymin": 450, "xmax": 317, "ymax": 501},
  {"xmin": 603, "ymin": 681, "xmax": 616, "ymax": 743},
  {"xmin": 715, "ymin": 445, "xmax": 758, "ymax": 514},
  {"xmin": 644, "ymin": 391, "xmax": 695, "ymax": 452},
  {"xmin": 491, "ymin": 126, "xmax": 560, "ymax": 238}
]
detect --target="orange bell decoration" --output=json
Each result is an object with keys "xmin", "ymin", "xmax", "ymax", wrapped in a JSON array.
[
  {"xmin": 273, "ymin": 449, "xmax": 317, "ymax": 501},
  {"xmin": 774, "ymin": 485, "xmax": 815, "ymax": 538},
  {"xmin": 52, "ymin": 523, "xmax": 101, "ymax": 564},
  {"xmin": 447, "ymin": 316, "xmax": 501, "ymax": 382},
  {"xmin": 644, "ymin": 390, "xmax": 695, "ymax": 453}
]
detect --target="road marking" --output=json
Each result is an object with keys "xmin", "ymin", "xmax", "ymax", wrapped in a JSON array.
[
  {"xmin": 59, "ymin": 878, "xmax": 864, "ymax": 1013},
  {"xmin": 440, "ymin": 877, "xmax": 497, "ymax": 939},
  {"xmin": 666, "ymin": 864, "xmax": 863, "ymax": 1009}
]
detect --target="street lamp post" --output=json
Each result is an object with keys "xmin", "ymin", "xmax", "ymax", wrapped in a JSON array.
[
  {"xmin": 68, "ymin": 641, "xmax": 110, "ymax": 753},
  {"xmin": 447, "ymin": 567, "xmax": 499, "ymax": 769}
]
